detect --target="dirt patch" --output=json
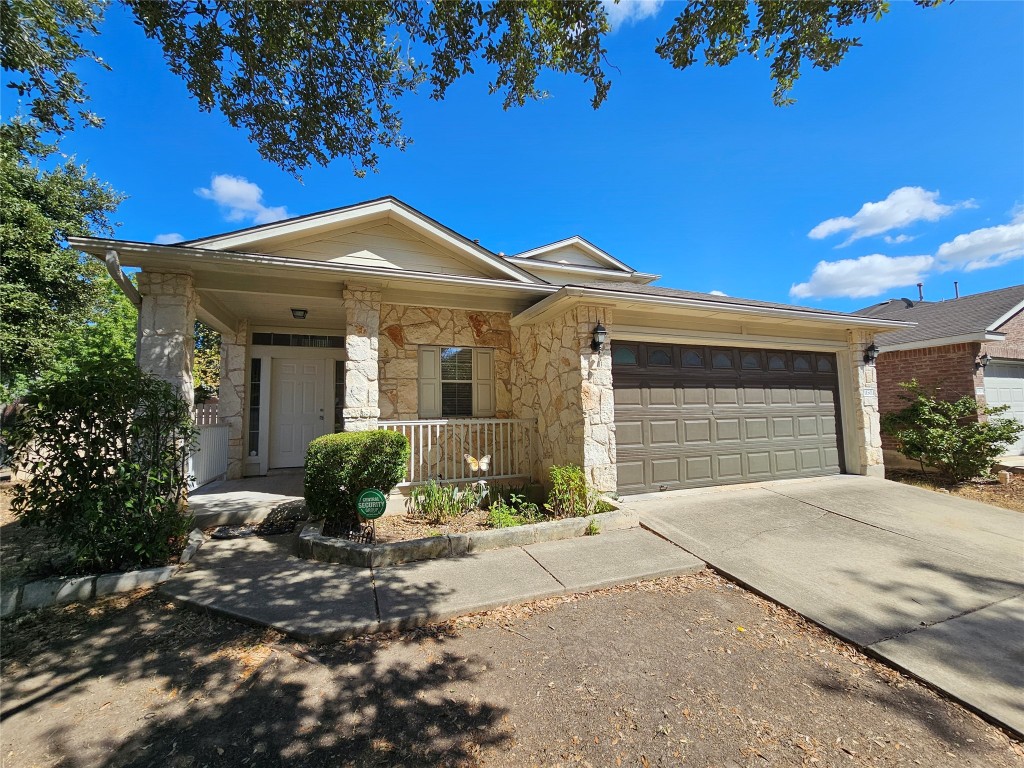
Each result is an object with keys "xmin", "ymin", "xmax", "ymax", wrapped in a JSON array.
[
  {"xmin": 1, "ymin": 573, "xmax": 1021, "ymax": 767},
  {"xmin": 0, "ymin": 481, "xmax": 74, "ymax": 584},
  {"xmin": 887, "ymin": 468, "xmax": 1024, "ymax": 513},
  {"xmin": 372, "ymin": 508, "xmax": 496, "ymax": 542}
]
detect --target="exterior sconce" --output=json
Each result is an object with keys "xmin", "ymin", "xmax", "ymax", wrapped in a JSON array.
[
  {"xmin": 863, "ymin": 343, "xmax": 880, "ymax": 364},
  {"xmin": 976, "ymin": 352, "xmax": 992, "ymax": 370},
  {"xmin": 591, "ymin": 322, "xmax": 607, "ymax": 352},
  {"xmin": 291, "ymin": 308, "xmax": 308, "ymax": 320}
]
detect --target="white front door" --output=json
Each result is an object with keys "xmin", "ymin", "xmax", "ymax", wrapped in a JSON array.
[{"xmin": 270, "ymin": 358, "xmax": 328, "ymax": 468}]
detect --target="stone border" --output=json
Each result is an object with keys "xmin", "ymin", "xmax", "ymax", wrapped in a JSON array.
[
  {"xmin": 1, "ymin": 529, "xmax": 206, "ymax": 618},
  {"xmin": 297, "ymin": 506, "xmax": 638, "ymax": 568}
]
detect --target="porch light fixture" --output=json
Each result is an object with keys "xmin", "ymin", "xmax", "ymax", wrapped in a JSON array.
[
  {"xmin": 591, "ymin": 322, "xmax": 607, "ymax": 352},
  {"xmin": 863, "ymin": 342, "xmax": 880, "ymax": 364},
  {"xmin": 976, "ymin": 352, "xmax": 992, "ymax": 370},
  {"xmin": 291, "ymin": 308, "xmax": 308, "ymax": 320}
]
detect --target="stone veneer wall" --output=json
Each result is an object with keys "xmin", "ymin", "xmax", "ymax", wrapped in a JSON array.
[
  {"xmin": 136, "ymin": 272, "xmax": 197, "ymax": 406},
  {"xmin": 219, "ymin": 320, "xmax": 249, "ymax": 479},
  {"xmin": 511, "ymin": 306, "xmax": 616, "ymax": 492},
  {"xmin": 343, "ymin": 287, "xmax": 382, "ymax": 431},
  {"xmin": 377, "ymin": 305, "xmax": 514, "ymax": 419},
  {"xmin": 847, "ymin": 329, "xmax": 884, "ymax": 475}
]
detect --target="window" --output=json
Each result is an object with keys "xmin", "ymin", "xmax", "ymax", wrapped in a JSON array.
[
  {"xmin": 252, "ymin": 332, "xmax": 345, "ymax": 348},
  {"xmin": 647, "ymin": 347, "xmax": 672, "ymax": 366},
  {"xmin": 681, "ymin": 349, "xmax": 704, "ymax": 368},
  {"xmin": 612, "ymin": 346, "xmax": 638, "ymax": 365},
  {"xmin": 334, "ymin": 360, "xmax": 346, "ymax": 431},
  {"xmin": 248, "ymin": 359, "xmax": 262, "ymax": 455},
  {"xmin": 418, "ymin": 346, "xmax": 495, "ymax": 418}
]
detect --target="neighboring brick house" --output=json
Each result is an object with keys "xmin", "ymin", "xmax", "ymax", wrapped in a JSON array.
[{"xmin": 857, "ymin": 284, "xmax": 1024, "ymax": 458}]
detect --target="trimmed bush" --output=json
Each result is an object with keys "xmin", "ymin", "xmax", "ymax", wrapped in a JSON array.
[
  {"xmin": 882, "ymin": 380, "xmax": 1024, "ymax": 483},
  {"xmin": 6, "ymin": 360, "xmax": 195, "ymax": 573},
  {"xmin": 304, "ymin": 430, "xmax": 410, "ymax": 533}
]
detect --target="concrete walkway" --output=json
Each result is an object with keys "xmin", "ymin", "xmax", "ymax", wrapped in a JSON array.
[
  {"xmin": 188, "ymin": 470, "xmax": 305, "ymax": 528},
  {"xmin": 627, "ymin": 475, "xmax": 1024, "ymax": 736},
  {"xmin": 160, "ymin": 526, "xmax": 704, "ymax": 642}
]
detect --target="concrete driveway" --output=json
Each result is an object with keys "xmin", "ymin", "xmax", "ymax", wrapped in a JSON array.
[{"xmin": 626, "ymin": 475, "xmax": 1024, "ymax": 736}]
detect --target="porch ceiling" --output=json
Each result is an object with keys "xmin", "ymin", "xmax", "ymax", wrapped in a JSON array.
[{"xmin": 197, "ymin": 287, "xmax": 348, "ymax": 332}]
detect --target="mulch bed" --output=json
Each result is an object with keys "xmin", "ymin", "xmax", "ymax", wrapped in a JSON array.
[{"xmin": 886, "ymin": 468, "xmax": 1024, "ymax": 513}]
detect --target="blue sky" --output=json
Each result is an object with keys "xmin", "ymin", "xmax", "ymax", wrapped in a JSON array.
[{"xmin": 10, "ymin": 1, "xmax": 1024, "ymax": 312}]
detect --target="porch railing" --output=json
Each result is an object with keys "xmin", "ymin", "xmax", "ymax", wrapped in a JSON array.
[{"xmin": 379, "ymin": 418, "xmax": 536, "ymax": 487}]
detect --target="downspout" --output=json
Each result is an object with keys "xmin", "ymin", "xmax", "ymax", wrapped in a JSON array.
[{"xmin": 102, "ymin": 248, "xmax": 143, "ymax": 361}]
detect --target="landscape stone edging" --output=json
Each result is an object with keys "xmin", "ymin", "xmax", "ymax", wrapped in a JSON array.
[
  {"xmin": 1, "ymin": 528, "xmax": 206, "ymax": 619},
  {"xmin": 297, "ymin": 506, "xmax": 638, "ymax": 568}
]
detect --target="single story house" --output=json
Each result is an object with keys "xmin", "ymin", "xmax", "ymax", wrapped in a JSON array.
[
  {"xmin": 856, "ymin": 284, "xmax": 1024, "ymax": 458},
  {"xmin": 70, "ymin": 197, "xmax": 907, "ymax": 495}
]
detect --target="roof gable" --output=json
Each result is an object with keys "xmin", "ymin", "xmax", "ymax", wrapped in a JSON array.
[
  {"xmin": 183, "ymin": 197, "xmax": 543, "ymax": 284},
  {"xmin": 512, "ymin": 237, "xmax": 635, "ymax": 272}
]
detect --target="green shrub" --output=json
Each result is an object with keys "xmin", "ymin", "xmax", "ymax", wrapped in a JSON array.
[
  {"xmin": 881, "ymin": 380, "xmax": 1023, "ymax": 483},
  {"xmin": 485, "ymin": 491, "xmax": 542, "ymax": 529},
  {"xmin": 544, "ymin": 464, "xmax": 605, "ymax": 518},
  {"xmin": 410, "ymin": 479, "xmax": 481, "ymax": 524},
  {"xmin": 584, "ymin": 518, "xmax": 600, "ymax": 536},
  {"xmin": 305, "ymin": 430, "xmax": 410, "ymax": 533},
  {"xmin": 6, "ymin": 360, "xmax": 195, "ymax": 573}
]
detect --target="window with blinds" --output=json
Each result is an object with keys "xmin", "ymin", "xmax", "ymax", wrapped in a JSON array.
[{"xmin": 418, "ymin": 346, "xmax": 495, "ymax": 418}]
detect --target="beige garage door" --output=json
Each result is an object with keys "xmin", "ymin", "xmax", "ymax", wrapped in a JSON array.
[{"xmin": 613, "ymin": 342, "xmax": 844, "ymax": 495}]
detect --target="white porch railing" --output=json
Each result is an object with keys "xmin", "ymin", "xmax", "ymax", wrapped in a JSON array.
[
  {"xmin": 379, "ymin": 418, "xmax": 536, "ymax": 486},
  {"xmin": 190, "ymin": 424, "xmax": 229, "ymax": 489}
]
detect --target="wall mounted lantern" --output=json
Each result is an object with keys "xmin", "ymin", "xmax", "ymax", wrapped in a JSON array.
[
  {"xmin": 591, "ymin": 322, "xmax": 607, "ymax": 352},
  {"xmin": 863, "ymin": 342, "xmax": 880, "ymax": 364},
  {"xmin": 291, "ymin": 308, "xmax": 308, "ymax": 320},
  {"xmin": 976, "ymin": 352, "xmax": 992, "ymax": 370}
]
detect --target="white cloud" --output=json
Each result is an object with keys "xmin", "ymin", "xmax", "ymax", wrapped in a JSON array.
[
  {"xmin": 196, "ymin": 174, "xmax": 289, "ymax": 225},
  {"xmin": 808, "ymin": 187, "xmax": 973, "ymax": 246},
  {"xmin": 154, "ymin": 232, "xmax": 184, "ymax": 245},
  {"xmin": 883, "ymin": 234, "xmax": 916, "ymax": 245},
  {"xmin": 708, "ymin": 290, "xmax": 728, "ymax": 296},
  {"xmin": 603, "ymin": 0, "xmax": 664, "ymax": 29},
  {"xmin": 935, "ymin": 218, "xmax": 1024, "ymax": 272},
  {"xmin": 790, "ymin": 254, "xmax": 934, "ymax": 300}
]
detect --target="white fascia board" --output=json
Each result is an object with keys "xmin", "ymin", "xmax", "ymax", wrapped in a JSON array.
[
  {"xmin": 70, "ymin": 237, "xmax": 558, "ymax": 296},
  {"xmin": 513, "ymin": 236, "xmax": 636, "ymax": 272},
  {"xmin": 511, "ymin": 285, "xmax": 914, "ymax": 330},
  {"xmin": 179, "ymin": 197, "xmax": 543, "ymax": 285},
  {"xmin": 513, "ymin": 259, "xmax": 660, "ymax": 283},
  {"xmin": 987, "ymin": 299, "xmax": 1024, "ymax": 332},
  {"xmin": 877, "ymin": 332, "xmax": 1007, "ymax": 353}
]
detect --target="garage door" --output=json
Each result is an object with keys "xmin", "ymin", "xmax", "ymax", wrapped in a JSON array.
[
  {"xmin": 613, "ymin": 342, "xmax": 844, "ymax": 494},
  {"xmin": 984, "ymin": 360, "xmax": 1024, "ymax": 456}
]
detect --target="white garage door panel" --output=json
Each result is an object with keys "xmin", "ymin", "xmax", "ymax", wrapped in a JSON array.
[{"xmin": 984, "ymin": 360, "xmax": 1024, "ymax": 456}]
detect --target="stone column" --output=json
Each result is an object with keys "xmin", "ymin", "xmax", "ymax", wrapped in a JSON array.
[
  {"xmin": 578, "ymin": 306, "xmax": 616, "ymax": 493},
  {"xmin": 219, "ymin": 320, "xmax": 249, "ymax": 479},
  {"xmin": 136, "ymin": 272, "xmax": 197, "ymax": 407},
  {"xmin": 342, "ymin": 286, "xmax": 382, "ymax": 431},
  {"xmin": 847, "ymin": 329, "xmax": 884, "ymax": 477}
]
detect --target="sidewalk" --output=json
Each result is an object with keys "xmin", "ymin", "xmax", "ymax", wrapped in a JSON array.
[{"xmin": 160, "ymin": 526, "xmax": 704, "ymax": 642}]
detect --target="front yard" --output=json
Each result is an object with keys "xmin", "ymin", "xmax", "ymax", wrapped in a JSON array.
[
  {"xmin": 2, "ymin": 573, "xmax": 1021, "ymax": 767},
  {"xmin": 886, "ymin": 468, "xmax": 1024, "ymax": 513}
]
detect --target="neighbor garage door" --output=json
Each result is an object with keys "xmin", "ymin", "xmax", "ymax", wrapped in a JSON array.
[
  {"xmin": 613, "ymin": 342, "xmax": 843, "ymax": 494},
  {"xmin": 984, "ymin": 359, "xmax": 1024, "ymax": 456}
]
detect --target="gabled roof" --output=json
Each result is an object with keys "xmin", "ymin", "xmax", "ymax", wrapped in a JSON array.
[
  {"xmin": 182, "ymin": 196, "xmax": 545, "ymax": 285},
  {"xmin": 511, "ymin": 236, "xmax": 636, "ymax": 272},
  {"xmin": 855, "ymin": 284, "xmax": 1024, "ymax": 349}
]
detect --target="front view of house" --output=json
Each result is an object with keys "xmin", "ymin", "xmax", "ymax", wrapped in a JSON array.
[{"xmin": 71, "ymin": 197, "xmax": 907, "ymax": 495}]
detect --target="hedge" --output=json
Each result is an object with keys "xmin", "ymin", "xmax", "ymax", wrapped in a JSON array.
[{"xmin": 304, "ymin": 430, "xmax": 410, "ymax": 533}]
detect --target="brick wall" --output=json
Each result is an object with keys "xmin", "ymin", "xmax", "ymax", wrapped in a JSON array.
[
  {"xmin": 875, "ymin": 342, "xmax": 983, "ymax": 449},
  {"xmin": 982, "ymin": 308, "xmax": 1024, "ymax": 361}
]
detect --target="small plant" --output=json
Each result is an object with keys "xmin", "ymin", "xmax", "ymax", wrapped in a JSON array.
[
  {"xmin": 305, "ymin": 430, "xmax": 410, "ymax": 534},
  {"xmin": 882, "ymin": 380, "xmax": 1023, "ymax": 484},
  {"xmin": 584, "ymin": 518, "xmax": 600, "ymax": 536},
  {"xmin": 485, "ymin": 492, "xmax": 543, "ymax": 529},
  {"xmin": 545, "ymin": 464, "xmax": 603, "ymax": 518},
  {"xmin": 410, "ymin": 479, "xmax": 480, "ymax": 524},
  {"xmin": 6, "ymin": 360, "xmax": 196, "ymax": 573}
]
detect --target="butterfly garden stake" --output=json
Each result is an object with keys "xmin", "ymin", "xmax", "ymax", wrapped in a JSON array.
[{"xmin": 464, "ymin": 453, "xmax": 492, "ymax": 504}]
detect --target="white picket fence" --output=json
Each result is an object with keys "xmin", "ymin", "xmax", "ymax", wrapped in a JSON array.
[
  {"xmin": 379, "ymin": 418, "xmax": 536, "ymax": 486},
  {"xmin": 190, "ymin": 405, "xmax": 229, "ymax": 489}
]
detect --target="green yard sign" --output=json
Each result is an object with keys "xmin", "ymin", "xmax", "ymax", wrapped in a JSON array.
[{"xmin": 356, "ymin": 488, "xmax": 387, "ymax": 520}]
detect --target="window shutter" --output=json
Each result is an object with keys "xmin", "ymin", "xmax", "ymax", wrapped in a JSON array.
[
  {"xmin": 472, "ymin": 348, "xmax": 495, "ymax": 417},
  {"xmin": 418, "ymin": 347, "xmax": 441, "ymax": 418}
]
